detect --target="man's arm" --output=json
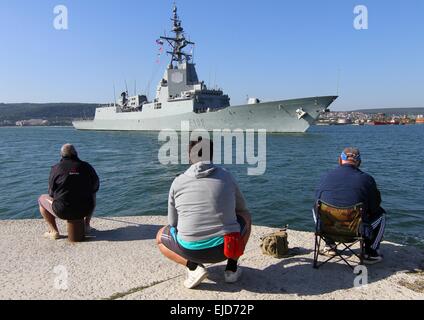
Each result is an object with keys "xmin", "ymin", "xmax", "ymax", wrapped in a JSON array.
[
  {"xmin": 168, "ymin": 182, "xmax": 178, "ymax": 227},
  {"xmin": 226, "ymin": 171, "xmax": 251, "ymax": 218},
  {"xmin": 89, "ymin": 165, "xmax": 100, "ymax": 193},
  {"xmin": 48, "ymin": 166, "xmax": 56, "ymax": 197},
  {"xmin": 235, "ymin": 184, "xmax": 251, "ymax": 218},
  {"xmin": 367, "ymin": 176, "xmax": 382, "ymax": 217},
  {"xmin": 228, "ymin": 172, "xmax": 251, "ymax": 220},
  {"xmin": 315, "ymin": 174, "xmax": 326, "ymax": 201}
]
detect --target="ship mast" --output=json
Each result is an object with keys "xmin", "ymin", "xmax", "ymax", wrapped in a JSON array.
[{"xmin": 160, "ymin": 4, "xmax": 194, "ymax": 69}]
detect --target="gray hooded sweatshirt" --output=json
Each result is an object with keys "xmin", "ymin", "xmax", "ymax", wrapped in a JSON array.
[{"xmin": 168, "ymin": 162, "xmax": 250, "ymax": 242}]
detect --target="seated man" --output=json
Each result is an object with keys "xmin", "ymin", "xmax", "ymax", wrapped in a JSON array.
[
  {"xmin": 157, "ymin": 138, "xmax": 252, "ymax": 289},
  {"xmin": 314, "ymin": 147, "xmax": 386, "ymax": 264},
  {"xmin": 38, "ymin": 144, "xmax": 100, "ymax": 239}
]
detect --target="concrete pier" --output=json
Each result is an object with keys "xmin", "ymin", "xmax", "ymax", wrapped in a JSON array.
[{"xmin": 0, "ymin": 216, "xmax": 423, "ymax": 300}]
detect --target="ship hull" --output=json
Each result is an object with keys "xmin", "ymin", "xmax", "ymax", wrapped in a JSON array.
[{"xmin": 73, "ymin": 96, "xmax": 337, "ymax": 133}]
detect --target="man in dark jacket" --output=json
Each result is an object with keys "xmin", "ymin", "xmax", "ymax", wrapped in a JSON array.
[
  {"xmin": 38, "ymin": 144, "xmax": 99, "ymax": 240},
  {"xmin": 314, "ymin": 147, "xmax": 386, "ymax": 264}
]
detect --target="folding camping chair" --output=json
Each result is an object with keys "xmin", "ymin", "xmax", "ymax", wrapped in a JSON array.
[{"xmin": 313, "ymin": 200, "xmax": 365, "ymax": 269}]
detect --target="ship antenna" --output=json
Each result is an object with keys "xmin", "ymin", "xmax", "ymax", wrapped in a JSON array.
[
  {"xmin": 125, "ymin": 80, "xmax": 129, "ymax": 95},
  {"xmin": 336, "ymin": 67, "xmax": 341, "ymax": 96},
  {"xmin": 159, "ymin": 4, "xmax": 195, "ymax": 68},
  {"xmin": 113, "ymin": 83, "xmax": 116, "ymax": 104}
]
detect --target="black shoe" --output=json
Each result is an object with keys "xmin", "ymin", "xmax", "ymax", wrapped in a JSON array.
[{"xmin": 363, "ymin": 249, "xmax": 383, "ymax": 265}]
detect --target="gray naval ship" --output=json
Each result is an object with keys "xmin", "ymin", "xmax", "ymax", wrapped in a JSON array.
[{"xmin": 73, "ymin": 5, "xmax": 337, "ymax": 133}]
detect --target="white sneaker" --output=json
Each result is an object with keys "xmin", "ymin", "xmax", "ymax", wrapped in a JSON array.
[
  {"xmin": 319, "ymin": 245, "xmax": 337, "ymax": 257},
  {"xmin": 43, "ymin": 231, "xmax": 60, "ymax": 240},
  {"xmin": 224, "ymin": 267, "xmax": 243, "ymax": 283},
  {"xmin": 183, "ymin": 265, "xmax": 208, "ymax": 289}
]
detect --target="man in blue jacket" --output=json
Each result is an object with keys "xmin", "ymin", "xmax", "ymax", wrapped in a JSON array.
[{"xmin": 315, "ymin": 147, "xmax": 385, "ymax": 264}]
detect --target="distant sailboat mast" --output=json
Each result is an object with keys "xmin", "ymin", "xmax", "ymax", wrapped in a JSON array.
[{"xmin": 113, "ymin": 83, "xmax": 117, "ymax": 105}]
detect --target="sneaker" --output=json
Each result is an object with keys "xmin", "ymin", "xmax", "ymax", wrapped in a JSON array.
[
  {"xmin": 183, "ymin": 265, "xmax": 208, "ymax": 289},
  {"xmin": 363, "ymin": 251, "xmax": 383, "ymax": 265},
  {"xmin": 43, "ymin": 231, "xmax": 60, "ymax": 240},
  {"xmin": 225, "ymin": 267, "xmax": 243, "ymax": 283},
  {"xmin": 319, "ymin": 245, "xmax": 337, "ymax": 257}
]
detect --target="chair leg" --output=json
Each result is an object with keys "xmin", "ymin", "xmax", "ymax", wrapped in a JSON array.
[
  {"xmin": 335, "ymin": 248, "xmax": 355, "ymax": 270},
  {"xmin": 336, "ymin": 241, "xmax": 364, "ymax": 269},
  {"xmin": 359, "ymin": 239, "xmax": 365, "ymax": 265},
  {"xmin": 313, "ymin": 234, "xmax": 321, "ymax": 269},
  {"xmin": 342, "ymin": 240, "xmax": 362, "ymax": 260}
]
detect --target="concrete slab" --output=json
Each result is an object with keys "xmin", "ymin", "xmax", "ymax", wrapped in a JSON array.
[{"xmin": 0, "ymin": 216, "xmax": 423, "ymax": 300}]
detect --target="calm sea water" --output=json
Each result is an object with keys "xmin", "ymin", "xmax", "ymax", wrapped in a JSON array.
[{"xmin": 0, "ymin": 125, "xmax": 423, "ymax": 247}]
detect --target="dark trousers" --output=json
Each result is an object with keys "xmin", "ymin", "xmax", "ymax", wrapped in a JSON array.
[{"xmin": 363, "ymin": 211, "xmax": 386, "ymax": 252}]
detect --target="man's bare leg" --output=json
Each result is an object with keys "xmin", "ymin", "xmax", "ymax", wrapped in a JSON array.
[
  {"xmin": 85, "ymin": 196, "xmax": 96, "ymax": 231},
  {"xmin": 156, "ymin": 227, "xmax": 188, "ymax": 266},
  {"xmin": 39, "ymin": 205, "xmax": 59, "ymax": 234}
]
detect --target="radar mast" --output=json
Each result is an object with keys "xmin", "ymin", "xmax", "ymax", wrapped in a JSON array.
[{"xmin": 160, "ymin": 4, "xmax": 194, "ymax": 68}]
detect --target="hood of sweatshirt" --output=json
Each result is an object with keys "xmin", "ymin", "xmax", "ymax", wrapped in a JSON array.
[{"xmin": 184, "ymin": 162, "xmax": 217, "ymax": 179}]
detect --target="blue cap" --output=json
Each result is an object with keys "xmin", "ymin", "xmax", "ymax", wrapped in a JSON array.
[{"xmin": 341, "ymin": 148, "xmax": 361, "ymax": 162}]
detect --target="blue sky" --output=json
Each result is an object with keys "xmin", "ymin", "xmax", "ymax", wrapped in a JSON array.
[{"xmin": 0, "ymin": 0, "xmax": 423, "ymax": 110}]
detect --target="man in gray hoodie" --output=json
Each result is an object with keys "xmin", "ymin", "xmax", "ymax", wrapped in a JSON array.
[{"xmin": 156, "ymin": 138, "xmax": 252, "ymax": 289}]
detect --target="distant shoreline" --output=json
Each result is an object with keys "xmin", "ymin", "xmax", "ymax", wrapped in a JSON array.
[
  {"xmin": 0, "ymin": 125, "xmax": 73, "ymax": 128},
  {"xmin": 2, "ymin": 124, "xmax": 423, "ymax": 129}
]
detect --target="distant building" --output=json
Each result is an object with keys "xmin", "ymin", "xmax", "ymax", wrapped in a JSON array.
[
  {"xmin": 0, "ymin": 120, "xmax": 14, "ymax": 126},
  {"xmin": 15, "ymin": 119, "xmax": 49, "ymax": 126}
]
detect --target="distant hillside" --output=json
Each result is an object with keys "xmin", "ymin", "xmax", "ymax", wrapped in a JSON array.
[
  {"xmin": 351, "ymin": 107, "xmax": 424, "ymax": 115},
  {"xmin": 0, "ymin": 103, "xmax": 98, "ymax": 125}
]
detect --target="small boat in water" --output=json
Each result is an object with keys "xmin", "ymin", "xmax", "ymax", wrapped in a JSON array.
[
  {"xmin": 367, "ymin": 119, "xmax": 400, "ymax": 126},
  {"xmin": 336, "ymin": 118, "xmax": 352, "ymax": 125},
  {"xmin": 416, "ymin": 115, "xmax": 424, "ymax": 124}
]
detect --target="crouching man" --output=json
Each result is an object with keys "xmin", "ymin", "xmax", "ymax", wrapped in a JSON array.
[
  {"xmin": 38, "ymin": 144, "xmax": 99, "ymax": 240},
  {"xmin": 157, "ymin": 138, "xmax": 252, "ymax": 289}
]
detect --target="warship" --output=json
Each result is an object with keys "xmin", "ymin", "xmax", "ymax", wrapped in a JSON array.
[{"xmin": 73, "ymin": 5, "xmax": 337, "ymax": 133}]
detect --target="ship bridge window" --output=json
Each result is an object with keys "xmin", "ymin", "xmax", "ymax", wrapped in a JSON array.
[{"xmin": 154, "ymin": 103, "xmax": 162, "ymax": 110}]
